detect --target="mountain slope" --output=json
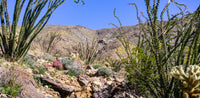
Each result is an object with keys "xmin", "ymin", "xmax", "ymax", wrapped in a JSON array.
[{"xmin": 31, "ymin": 25, "xmax": 140, "ymax": 58}]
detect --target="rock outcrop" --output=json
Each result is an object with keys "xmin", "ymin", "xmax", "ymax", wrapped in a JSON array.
[{"xmin": 0, "ymin": 66, "xmax": 49, "ymax": 98}]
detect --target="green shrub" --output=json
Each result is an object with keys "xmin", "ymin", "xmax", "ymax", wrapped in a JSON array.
[
  {"xmin": 21, "ymin": 55, "xmax": 36, "ymax": 66},
  {"xmin": 41, "ymin": 53, "xmax": 55, "ymax": 61},
  {"xmin": 21, "ymin": 55, "xmax": 46, "ymax": 75},
  {"xmin": 68, "ymin": 66, "xmax": 82, "ymax": 77},
  {"xmin": 32, "ymin": 75, "xmax": 43, "ymax": 87},
  {"xmin": 66, "ymin": 70, "xmax": 77, "ymax": 77},
  {"xmin": 58, "ymin": 57, "xmax": 74, "ymax": 67},
  {"xmin": 125, "ymin": 47, "xmax": 157, "ymax": 96},
  {"xmin": 35, "ymin": 66, "xmax": 46, "ymax": 75},
  {"xmin": 106, "ymin": 58, "xmax": 123, "ymax": 72},
  {"xmin": 59, "ymin": 57, "xmax": 82, "ymax": 77},
  {"xmin": 0, "ymin": 75, "xmax": 22, "ymax": 97},
  {"xmin": 93, "ymin": 65, "xmax": 102, "ymax": 69},
  {"xmin": 95, "ymin": 67, "xmax": 114, "ymax": 77}
]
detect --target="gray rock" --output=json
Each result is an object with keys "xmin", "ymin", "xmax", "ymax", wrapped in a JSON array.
[
  {"xmin": 40, "ymin": 76, "xmax": 76, "ymax": 98},
  {"xmin": 78, "ymin": 76, "xmax": 90, "ymax": 86},
  {"xmin": 0, "ymin": 93, "xmax": 8, "ymax": 98}
]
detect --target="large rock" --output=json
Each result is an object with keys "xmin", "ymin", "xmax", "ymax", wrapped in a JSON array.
[
  {"xmin": 85, "ymin": 65, "xmax": 98, "ymax": 76},
  {"xmin": 78, "ymin": 75, "xmax": 90, "ymax": 86},
  {"xmin": 40, "ymin": 76, "xmax": 75, "ymax": 97},
  {"xmin": 0, "ymin": 66, "xmax": 48, "ymax": 98}
]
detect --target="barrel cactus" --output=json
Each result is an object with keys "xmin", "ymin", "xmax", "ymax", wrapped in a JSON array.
[{"xmin": 170, "ymin": 65, "xmax": 200, "ymax": 98}]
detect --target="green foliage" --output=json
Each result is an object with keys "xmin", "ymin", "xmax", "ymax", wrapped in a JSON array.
[
  {"xmin": 66, "ymin": 70, "xmax": 77, "ymax": 77},
  {"xmin": 0, "ymin": 0, "xmax": 66, "ymax": 61},
  {"xmin": 125, "ymin": 47, "xmax": 157, "ymax": 95},
  {"xmin": 58, "ymin": 57, "xmax": 74, "ymax": 66},
  {"xmin": 77, "ymin": 38, "xmax": 101, "ymax": 65},
  {"xmin": 21, "ymin": 55, "xmax": 36, "ymax": 66},
  {"xmin": 106, "ymin": 58, "xmax": 123, "ymax": 72},
  {"xmin": 59, "ymin": 57, "xmax": 82, "ymax": 77},
  {"xmin": 35, "ymin": 66, "xmax": 46, "ymax": 75},
  {"xmin": 0, "ymin": 75, "xmax": 22, "ymax": 97},
  {"xmin": 41, "ymin": 53, "xmax": 55, "ymax": 61},
  {"xmin": 66, "ymin": 67, "xmax": 82, "ymax": 77},
  {"xmin": 96, "ymin": 67, "xmax": 114, "ymax": 77},
  {"xmin": 21, "ymin": 55, "xmax": 46, "ymax": 75},
  {"xmin": 112, "ymin": 0, "xmax": 200, "ymax": 97},
  {"xmin": 32, "ymin": 75, "xmax": 43, "ymax": 87},
  {"xmin": 92, "ymin": 64, "xmax": 102, "ymax": 69}
]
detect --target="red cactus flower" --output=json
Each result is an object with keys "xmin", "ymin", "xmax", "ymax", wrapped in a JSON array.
[
  {"xmin": 51, "ymin": 60, "xmax": 63, "ymax": 69},
  {"xmin": 140, "ymin": 11, "xmax": 143, "ymax": 14}
]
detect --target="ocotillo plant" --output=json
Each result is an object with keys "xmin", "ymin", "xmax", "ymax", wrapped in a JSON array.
[
  {"xmin": 77, "ymin": 38, "xmax": 100, "ymax": 65},
  {"xmin": 0, "ymin": 0, "xmax": 84, "ymax": 61},
  {"xmin": 130, "ymin": 1, "xmax": 200, "ymax": 97},
  {"xmin": 35, "ymin": 32, "xmax": 61, "ymax": 54},
  {"xmin": 113, "ymin": 0, "xmax": 200, "ymax": 97}
]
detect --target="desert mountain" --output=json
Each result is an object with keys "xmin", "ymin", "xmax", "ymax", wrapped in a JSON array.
[{"xmin": 31, "ymin": 25, "xmax": 140, "ymax": 58}]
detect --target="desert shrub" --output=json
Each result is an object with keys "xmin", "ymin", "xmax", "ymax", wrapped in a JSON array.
[
  {"xmin": 106, "ymin": 58, "xmax": 123, "ymax": 72},
  {"xmin": 41, "ymin": 53, "xmax": 55, "ymax": 62},
  {"xmin": 92, "ymin": 65, "xmax": 103, "ymax": 69},
  {"xmin": 28, "ymin": 65, "xmax": 46, "ymax": 75},
  {"xmin": 77, "ymin": 38, "xmax": 101, "ymax": 65},
  {"xmin": 32, "ymin": 75, "xmax": 43, "ymax": 87},
  {"xmin": 95, "ymin": 67, "xmax": 114, "ymax": 77},
  {"xmin": 21, "ymin": 55, "xmax": 36, "ymax": 66},
  {"xmin": 0, "ymin": 75, "xmax": 22, "ymax": 97},
  {"xmin": 35, "ymin": 66, "xmax": 46, "ymax": 75},
  {"xmin": 125, "ymin": 47, "xmax": 157, "ymax": 95},
  {"xmin": 58, "ymin": 57, "xmax": 74, "ymax": 67},
  {"xmin": 66, "ymin": 70, "xmax": 77, "ymax": 77},
  {"xmin": 35, "ymin": 32, "xmax": 62, "ymax": 54},
  {"xmin": 21, "ymin": 55, "xmax": 46, "ymax": 75},
  {"xmin": 65, "ymin": 66, "xmax": 82, "ymax": 77},
  {"xmin": 59, "ymin": 57, "xmax": 82, "ymax": 77}
]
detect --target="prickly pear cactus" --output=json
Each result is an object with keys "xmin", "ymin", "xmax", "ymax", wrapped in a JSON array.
[{"xmin": 170, "ymin": 65, "xmax": 200, "ymax": 98}]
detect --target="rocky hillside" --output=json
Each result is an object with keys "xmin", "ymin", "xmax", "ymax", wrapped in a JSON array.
[
  {"xmin": 31, "ymin": 25, "xmax": 97, "ymax": 56},
  {"xmin": 31, "ymin": 25, "xmax": 140, "ymax": 58},
  {"xmin": 0, "ymin": 25, "xmax": 142, "ymax": 98}
]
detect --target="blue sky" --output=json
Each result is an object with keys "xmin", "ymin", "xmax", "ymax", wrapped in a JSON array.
[{"xmin": 7, "ymin": 0, "xmax": 200, "ymax": 30}]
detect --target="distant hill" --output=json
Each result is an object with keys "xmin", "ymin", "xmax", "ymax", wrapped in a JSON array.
[{"xmin": 31, "ymin": 25, "xmax": 140, "ymax": 58}]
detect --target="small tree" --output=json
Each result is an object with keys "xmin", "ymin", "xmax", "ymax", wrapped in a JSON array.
[{"xmin": 0, "ymin": 0, "xmax": 84, "ymax": 61}]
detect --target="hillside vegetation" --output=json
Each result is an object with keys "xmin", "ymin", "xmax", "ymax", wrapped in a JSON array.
[{"xmin": 0, "ymin": 0, "xmax": 199, "ymax": 98}]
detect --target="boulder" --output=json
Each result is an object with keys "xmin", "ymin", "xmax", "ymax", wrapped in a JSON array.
[
  {"xmin": 40, "ymin": 76, "xmax": 75, "ymax": 97},
  {"xmin": 85, "ymin": 66, "xmax": 98, "ymax": 76},
  {"xmin": 78, "ymin": 75, "xmax": 90, "ymax": 86},
  {"xmin": 0, "ymin": 66, "xmax": 47, "ymax": 98},
  {"xmin": 0, "ymin": 93, "xmax": 9, "ymax": 98}
]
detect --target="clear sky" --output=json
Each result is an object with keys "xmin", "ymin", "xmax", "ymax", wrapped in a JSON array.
[{"xmin": 7, "ymin": 0, "xmax": 200, "ymax": 30}]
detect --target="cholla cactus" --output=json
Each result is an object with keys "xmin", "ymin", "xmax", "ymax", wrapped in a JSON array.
[{"xmin": 170, "ymin": 65, "xmax": 200, "ymax": 98}]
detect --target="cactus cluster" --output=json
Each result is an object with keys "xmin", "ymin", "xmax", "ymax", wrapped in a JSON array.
[{"xmin": 170, "ymin": 65, "xmax": 200, "ymax": 97}]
